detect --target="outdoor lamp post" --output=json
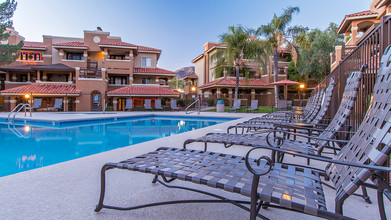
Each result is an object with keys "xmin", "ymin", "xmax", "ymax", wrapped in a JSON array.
[{"xmin": 299, "ymin": 84, "xmax": 305, "ymax": 106}]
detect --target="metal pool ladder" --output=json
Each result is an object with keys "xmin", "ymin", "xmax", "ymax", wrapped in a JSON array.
[
  {"xmin": 6, "ymin": 103, "xmax": 32, "ymax": 138},
  {"xmin": 7, "ymin": 103, "xmax": 32, "ymax": 124},
  {"xmin": 185, "ymin": 98, "xmax": 201, "ymax": 115}
]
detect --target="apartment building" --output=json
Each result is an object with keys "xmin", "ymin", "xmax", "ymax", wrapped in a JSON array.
[
  {"xmin": 191, "ymin": 42, "xmax": 291, "ymax": 106},
  {"xmin": 0, "ymin": 28, "xmax": 179, "ymax": 112},
  {"xmin": 331, "ymin": 0, "xmax": 391, "ymax": 71}
]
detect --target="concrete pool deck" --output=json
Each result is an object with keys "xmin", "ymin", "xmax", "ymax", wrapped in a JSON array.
[{"xmin": 0, "ymin": 111, "xmax": 389, "ymax": 219}]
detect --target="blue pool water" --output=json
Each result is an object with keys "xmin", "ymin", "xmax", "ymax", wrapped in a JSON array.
[{"xmin": 0, "ymin": 116, "xmax": 233, "ymax": 177}]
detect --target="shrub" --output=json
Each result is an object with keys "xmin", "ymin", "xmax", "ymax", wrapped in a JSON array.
[
  {"xmin": 161, "ymin": 99, "xmax": 167, "ymax": 106},
  {"xmin": 217, "ymin": 98, "xmax": 229, "ymax": 106},
  {"xmin": 105, "ymin": 106, "xmax": 113, "ymax": 111},
  {"xmin": 206, "ymin": 98, "xmax": 215, "ymax": 106},
  {"xmin": 177, "ymin": 98, "xmax": 185, "ymax": 107}
]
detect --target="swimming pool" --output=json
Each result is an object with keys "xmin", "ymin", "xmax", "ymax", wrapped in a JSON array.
[{"xmin": 0, "ymin": 116, "xmax": 234, "ymax": 177}]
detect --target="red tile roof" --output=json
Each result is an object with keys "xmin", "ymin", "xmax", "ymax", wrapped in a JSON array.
[
  {"xmin": 345, "ymin": 10, "xmax": 378, "ymax": 18},
  {"xmin": 107, "ymin": 85, "xmax": 179, "ymax": 97},
  {"xmin": 99, "ymin": 41, "xmax": 138, "ymax": 48},
  {"xmin": 137, "ymin": 45, "xmax": 161, "ymax": 52},
  {"xmin": 0, "ymin": 84, "xmax": 81, "ymax": 95},
  {"xmin": 134, "ymin": 67, "xmax": 175, "ymax": 75},
  {"xmin": 183, "ymin": 73, "xmax": 198, "ymax": 79},
  {"xmin": 53, "ymin": 42, "xmax": 88, "ymax": 48},
  {"xmin": 22, "ymin": 41, "xmax": 47, "ymax": 49},
  {"xmin": 337, "ymin": 10, "xmax": 379, "ymax": 34},
  {"xmin": 199, "ymin": 77, "xmax": 270, "ymax": 89}
]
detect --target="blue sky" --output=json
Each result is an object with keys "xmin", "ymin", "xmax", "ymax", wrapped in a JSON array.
[{"xmin": 11, "ymin": 0, "xmax": 370, "ymax": 71}]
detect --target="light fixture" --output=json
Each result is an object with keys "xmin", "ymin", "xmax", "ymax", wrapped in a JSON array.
[
  {"xmin": 24, "ymin": 94, "xmax": 30, "ymax": 99},
  {"xmin": 191, "ymin": 86, "xmax": 196, "ymax": 92},
  {"xmin": 299, "ymin": 84, "xmax": 305, "ymax": 89},
  {"xmin": 24, "ymin": 125, "xmax": 30, "ymax": 132}
]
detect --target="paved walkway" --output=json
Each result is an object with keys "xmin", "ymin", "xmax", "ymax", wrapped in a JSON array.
[{"xmin": 0, "ymin": 111, "xmax": 388, "ymax": 219}]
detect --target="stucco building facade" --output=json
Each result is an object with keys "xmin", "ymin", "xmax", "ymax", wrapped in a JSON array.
[{"xmin": 0, "ymin": 28, "xmax": 179, "ymax": 111}]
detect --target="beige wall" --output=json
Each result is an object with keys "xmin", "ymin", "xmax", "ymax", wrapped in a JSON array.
[
  {"xmin": 134, "ymin": 52, "xmax": 158, "ymax": 68},
  {"xmin": 194, "ymin": 59, "xmax": 205, "ymax": 85}
]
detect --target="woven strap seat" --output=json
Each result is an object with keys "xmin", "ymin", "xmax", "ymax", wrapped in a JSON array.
[
  {"xmin": 184, "ymin": 133, "xmax": 316, "ymax": 156},
  {"xmin": 110, "ymin": 147, "xmax": 326, "ymax": 216}
]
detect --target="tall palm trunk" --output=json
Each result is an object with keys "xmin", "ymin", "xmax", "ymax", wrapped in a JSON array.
[
  {"xmin": 234, "ymin": 65, "xmax": 239, "ymax": 100},
  {"xmin": 273, "ymin": 47, "xmax": 279, "ymax": 108}
]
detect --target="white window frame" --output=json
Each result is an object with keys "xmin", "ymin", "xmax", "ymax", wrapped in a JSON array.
[{"xmin": 141, "ymin": 57, "xmax": 152, "ymax": 67}]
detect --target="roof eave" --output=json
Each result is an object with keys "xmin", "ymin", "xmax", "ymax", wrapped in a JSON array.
[
  {"xmin": 99, "ymin": 45, "xmax": 137, "ymax": 49},
  {"xmin": 21, "ymin": 47, "xmax": 47, "ymax": 51},
  {"xmin": 53, "ymin": 46, "xmax": 88, "ymax": 50}
]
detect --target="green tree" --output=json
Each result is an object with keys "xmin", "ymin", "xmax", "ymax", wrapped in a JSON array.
[
  {"xmin": 0, "ymin": 0, "xmax": 22, "ymax": 65},
  {"xmin": 170, "ymin": 77, "xmax": 185, "ymax": 90},
  {"xmin": 256, "ymin": 6, "xmax": 300, "ymax": 107},
  {"xmin": 213, "ymin": 26, "xmax": 261, "ymax": 100},
  {"xmin": 293, "ymin": 23, "xmax": 344, "ymax": 82}
]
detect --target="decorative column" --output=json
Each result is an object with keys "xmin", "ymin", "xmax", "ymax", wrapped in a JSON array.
[
  {"xmin": 69, "ymin": 72, "xmax": 73, "ymax": 83},
  {"xmin": 27, "ymin": 72, "xmax": 31, "ymax": 82},
  {"xmin": 5, "ymin": 71, "xmax": 9, "ymax": 82},
  {"xmin": 37, "ymin": 70, "xmax": 41, "ymax": 81},
  {"xmin": 335, "ymin": 45, "xmax": 342, "ymax": 64},
  {"xmin": 113, "ymin": 97, "xmax": 118, "ymax": 111},
  {"xmin": 228, "ymin": 89, "xmax": 233, "ymax": 106},
  {"xmin": 10, "ymin": 97, "xmax": 16, "ymax": 110},
  {"xmin": 75, "ymin": 67, "xmax": 80, "ymax": 80},
  {"xmin": 42, "ymin": 72, "xmax": 47, "ymax": 81},
  {"xmin": 351, "ymin": 26, "xmax": 358, "ymax": 45},
  {"xmin": 64, "ymin": 97, "xmax": 69, "ymax": 112},
  {"xmin": 101, "ymin": 68, "xmax": 106, "ymax": 80},
  {"xmin": 216, "ymin": 88, "xmax": 221, "ymax": 99},
  {"xmin": 11, "ymin": 73, "xmax": 16, "ymax": 82},
  {"xmin": 251, "ymin": 89, "xmax": 256, "ymax": 101}
]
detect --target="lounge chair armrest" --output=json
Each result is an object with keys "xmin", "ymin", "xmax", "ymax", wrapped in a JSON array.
[
  {"xmin": 267, "ymin": 129, "xmax": 350, "ymax": 144},
  {"xmin": 247, "ymin": 145, "xmax": 391, "ymax": 173}
]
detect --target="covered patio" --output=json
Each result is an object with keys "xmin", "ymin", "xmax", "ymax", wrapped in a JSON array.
[
  {"xmin": 0, "ymin": 83, "xmax": 81, "ymax": 111},
  {"xmin": 198, "ymin": 77, "xmax": 274, "ymax": 106},
  {"xmin": 107, "ymin": 85, "xmax": 180, "ymax": 110}
]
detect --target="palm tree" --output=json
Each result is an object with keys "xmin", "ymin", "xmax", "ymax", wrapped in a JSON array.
[
  {"xmin": 212, "ymin": 26, "xmax": 260, "ymax": 100},
  {"xmin": 256, "ymin": 6, "xmax": 300, "ymax": 107}
]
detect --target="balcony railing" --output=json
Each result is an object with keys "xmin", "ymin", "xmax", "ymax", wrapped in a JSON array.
[{"xmin": 79, "ymin": 69, "xmax": 102, "ymax": 79}]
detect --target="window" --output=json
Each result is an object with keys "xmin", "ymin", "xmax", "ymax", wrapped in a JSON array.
[
  {"xmin": 141, "ymin": 57, "xmax": 151, "ymax": 67},
  {"xmin": 142, "ymin": 78, "xmax": 151, "ymax": 84},
  {"xmin": 18, "ymin": 51, "xmax": 43, "ymax": 61},
  {"xmin": 109, "ymin": 76, "xmax": 126, "ymax": 85},
  {"xmin": 109, "ymin": 55, "xmax": 125, "ymax": 60},
  {"xmin": 66, "ymin": 52, "xmax": 83, "ymax": 60}
]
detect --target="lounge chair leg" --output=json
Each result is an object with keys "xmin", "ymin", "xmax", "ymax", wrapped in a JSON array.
[
  {"xmin": 95, "ymin": 164, "xmax": 112, "ymax": 212},
  {"xmin": 204, "ymin": 142, "xmax": 207, "ymax": 151},
  {"xmin": 152, "ymin": 175, "xmax": 159, "ymax": 183},
  {"xmin": 377, "ymin": 180, "xmax": 391, "ymax": 220},
  {"xmin": 361, "ymin": 186, "xmax": 372, "ymax": 204},
  {"xmin": 377, "ymin": 188, "xmax": 386, "ymax": 220}
]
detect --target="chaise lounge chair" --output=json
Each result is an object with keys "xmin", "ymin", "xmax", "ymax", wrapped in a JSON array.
[
  {"xmin": 155, "ymin": 99, "xmax": 163, "ymax": 110},
  {"xmin": 227, "ymin": 83, "xmax": 334, "ymax": 134},
  {"xmin": 32, "ymin": 99, "xmax": 42, "ymax": 111},
  {"xmin": 125, "ymin": 99, "xmax": 133, "ymax": 111},
  {"xmin": 229, "ymin": 99, "xmax": 241, "ymax": 112},
  {"xmin": 184, "ymin": 65, "xmax": 365, "ymax": 164},
  {"xmin": 246, "ymin": 100, "xmax": 258, "ymax": 112},
  {"xmin": 47, "ymin": 98, "xmax": 63, "ymax": 111},
  {"xmin": 144, "ymin": 99, "xmax": 152, "ymax": 110},
  {"xmin": 170, "ymin": 99, "xmax": 179, "ymax": 111},
  {"xmin": 94, "ymin": 56, "xmax": 391, "ymax": 219}
]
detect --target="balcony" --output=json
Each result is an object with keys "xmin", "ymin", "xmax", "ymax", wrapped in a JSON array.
[{"xmin": 79, "ymin": 69, "xmax": 102, "ymax": 79}]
